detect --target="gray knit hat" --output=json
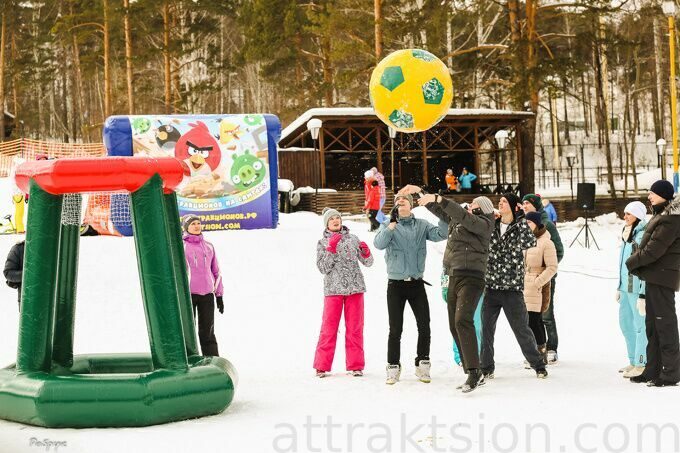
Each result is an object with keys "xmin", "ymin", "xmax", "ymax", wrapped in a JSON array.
[
  {"xmin": 182, "ymin": 214, "xmax": 201, "ymax": 233},
  {"xmin": 472, "ymin": 196, "xmax": 494, "ymax": 215},
  {"xmin": 322, "ymin": 207, "xmax": 341, "ymax": 227},
  {"xmin": 394, "ymin": 193, "xmax": 414, "ymax": 208}
]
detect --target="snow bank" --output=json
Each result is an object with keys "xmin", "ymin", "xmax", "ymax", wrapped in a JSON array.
[{"xmin": 1, "ymin": 191, "xmax": 679, "ymax": 453}]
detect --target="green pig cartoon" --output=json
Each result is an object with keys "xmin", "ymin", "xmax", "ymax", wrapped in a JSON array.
[
  {"xmin": 230, "ymin": 150, "xmax": 266, "ymax": 190},
  {"xmin": 132, "ymin": 117, "xmax": 151, "ymax": 134}
]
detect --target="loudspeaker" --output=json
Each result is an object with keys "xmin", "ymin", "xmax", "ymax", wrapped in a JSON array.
[{"xmin": 576, "ymin": 183, "xmax": 596, "ymax": 210}]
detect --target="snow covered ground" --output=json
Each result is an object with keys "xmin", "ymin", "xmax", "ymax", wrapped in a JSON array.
[{"xmin": 1, "ymin": 202, "xmax": 680, "ymax": 453}]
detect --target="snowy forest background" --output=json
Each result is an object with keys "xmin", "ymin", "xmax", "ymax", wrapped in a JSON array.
[{"xmin": 0, "ymin": 0, "xmax": 677, "ymax": 180}]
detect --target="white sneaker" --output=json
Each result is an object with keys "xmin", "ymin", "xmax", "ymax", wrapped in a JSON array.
[
  {"xmin": 386, "ymin": 364, "xmax": 401, "ymax": 385},
  {"xmin": 349, "ymin": 370, "xmax": 363, "ymax": 377},
  {"xmin": 623, "ymin": 366, "xmax": 645, "ymax": 379},
  {"xmin": 415, "ymin": 360, "xmax": 431, "ymax": 383},
  {"xmin": 619, "ymin": 365, "xmax": 634, "ymax": 373},
  {"xmin": 547, "ymin": 350, "xmax": 558, "ymax": 365},
  {"xmin": 316, "ymin": 370, "xmax": 329, "ymax": 378}
]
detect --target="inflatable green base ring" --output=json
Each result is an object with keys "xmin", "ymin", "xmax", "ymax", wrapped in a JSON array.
[{"xmin": 0, "ymin": 354, "xmax": 237, "ymax": 427}]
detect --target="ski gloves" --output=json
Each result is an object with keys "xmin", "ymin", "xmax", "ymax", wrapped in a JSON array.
[
  {"xmin": 359, "ymin": 241, "xmax": 371, "ymax": 258},
  {"xmin": 326, "ymin": 233, "xmax": 343, "ymax": 253}
]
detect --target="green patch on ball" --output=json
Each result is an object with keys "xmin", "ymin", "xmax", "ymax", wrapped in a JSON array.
[
  {"xmin": 380, "ymin": 66, "xmax": 405, "ymax": 91},
  {"xmin": 411, "ymin": 49, "xmax": 436, "ymax": 62},
  {"xmin": 389, "ymin": 110, "xmax": 414, "ymax": 129},
  {"xmin": 422, "ymin": 78, "xmax": 445, "ymax": 104}
]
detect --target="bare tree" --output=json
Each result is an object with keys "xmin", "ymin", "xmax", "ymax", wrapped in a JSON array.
[{"xmin": 123, "ymin": 0, "xmax": 134, "ymax": 114}]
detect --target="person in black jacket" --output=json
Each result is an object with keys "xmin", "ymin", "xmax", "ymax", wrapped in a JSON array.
[
  {"xmin": 4, "ymin": 240, "xmax": 25, "ymax": 310},
  {"xmin": 481, "ymin": 193, "xmax": 548, "ymax": 380},
  {"xmin": 411, "ymin": 188, "xmax": 495, "ymax": 392},
  {"xmin": 627, "ymin": 180, "xmax": 680, "ymax": 387}
]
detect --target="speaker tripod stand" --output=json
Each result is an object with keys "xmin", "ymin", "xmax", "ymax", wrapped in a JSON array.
[{"xmin": 569, "ymin": 211, "xmax": 600, "ymax": 250}]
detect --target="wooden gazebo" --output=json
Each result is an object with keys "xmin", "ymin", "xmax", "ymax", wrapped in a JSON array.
[{"xmin": 278, "ymin": 107, "xmax": 535, "ymax": 195}]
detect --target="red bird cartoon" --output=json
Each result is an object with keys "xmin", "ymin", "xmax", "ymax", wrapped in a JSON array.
[{"xmin": 175, "ymin": 121, "xmax": 222, "ymax": 177}]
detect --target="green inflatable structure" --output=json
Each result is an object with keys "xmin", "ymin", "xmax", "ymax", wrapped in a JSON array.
[{"xmin": 0, "ymin": 157, "xmax": 237, "ymax": 428}]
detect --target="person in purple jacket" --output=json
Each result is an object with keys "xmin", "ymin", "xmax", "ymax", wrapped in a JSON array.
[{"xmin": 182, "ymin": 214, "xmax": 224, "ymax": 356}]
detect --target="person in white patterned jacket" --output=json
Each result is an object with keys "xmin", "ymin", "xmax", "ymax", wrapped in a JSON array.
[{"xmin": 313, "ymin": 207, "xmax": 374, "ymax": 378}]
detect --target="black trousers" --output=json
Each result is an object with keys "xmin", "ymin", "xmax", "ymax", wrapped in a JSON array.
[
  {"xmin": 447, "ymin": 275, "xmax": 484, "ymax": 370},
  {"xmin": 368, "ymin": 210, "xmax": 380, "ymax": 231},
  {"xmin": 528, "ymin": 311, "xmax": 546, "ymax": 345},
  {"xmin": 643, "ymin": 283, "xmax": 680, "ymax": 382},
  {"xmin": 481, "ymin": 288, "xmax": 542, "ymax": 372},
  {"xmin": 192, "ymin": 293, "xmax": 219, "ymax": 357},
  {"xmin": 387, "ymin": 279, "xmax": 430, "ymax": 366},
  {"xmin": 542, "ymin": 276, "xmax": 558, "ymax": 351}
]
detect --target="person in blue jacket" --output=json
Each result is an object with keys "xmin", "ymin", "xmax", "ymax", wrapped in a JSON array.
[
  {"xmin": 458, "ymin": 167, "xmax": 477, "ymax": 194},
  {"xmin": 617, "ymin": 201, "xmax": 648, "ymax": 379},
  {"xmin": 441, "ymin": 270, "xmax": 482, "ymax": 365},
  {"xmin": 542, "ymin": 198, "xmax": 558, "ymax": 223},
  {"xmin": 374, "ymin": 193, "xmax": 448, "ymax": 385}
]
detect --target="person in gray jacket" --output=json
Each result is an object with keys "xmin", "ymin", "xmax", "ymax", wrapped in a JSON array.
[
  {"xmin": 315, "ymin": 208, "xmax": 374, "ymax": 378},
  {"xmin": 374, "ymin": 193, "xmax": 448, "ymax": 385}
]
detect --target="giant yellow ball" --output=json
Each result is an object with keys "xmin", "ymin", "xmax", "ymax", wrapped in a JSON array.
[{"xmin": 369, "ymin": 49, "xmax": 453, "ymax": 133}]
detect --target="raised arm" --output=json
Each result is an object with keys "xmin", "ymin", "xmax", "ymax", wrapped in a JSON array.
[
  {"xmin": 425, "ymin": 218, "xmax": 448, "ymax": 242},
  {"xmin": 373, "ymin": 222, "xmax": 394, "ymax": 250},
  {"xmin": 316, "ymin": 240, "xmax": 338, "ymax": 274}
]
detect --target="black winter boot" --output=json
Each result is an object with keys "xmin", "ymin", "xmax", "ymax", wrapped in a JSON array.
[
  {"xmin": 630, "ymin": 374, "xmax": 652, "ymax": 384},
  {"xmin": 647, "ymin": 378, "xmax": 678, "ymax": 387},
  {"xmin": 461, "ymin": 368, "xmax": 485, "ymax": 393}
]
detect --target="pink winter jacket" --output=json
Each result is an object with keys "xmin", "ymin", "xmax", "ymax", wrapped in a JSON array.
[{"xmin": 183, "ymin": 233, "xmax": 224, "ymax": 297}]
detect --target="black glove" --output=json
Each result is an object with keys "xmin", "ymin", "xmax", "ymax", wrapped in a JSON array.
[
  {"xmin": 390, "ymin": 205, "xmax": 399, "ymax": 223},
  {"xmin": 216, "ymin": 296, "xmax": 224, "ymax": 314}
]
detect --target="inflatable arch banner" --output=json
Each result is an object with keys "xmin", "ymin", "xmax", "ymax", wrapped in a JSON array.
[{"xmin": 103, "ymin": 114, "xmax": 281, "ymax": 231}]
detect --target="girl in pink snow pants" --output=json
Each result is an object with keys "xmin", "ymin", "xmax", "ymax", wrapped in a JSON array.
[{"xmin": 314, "ymin": 207, "xmax": 374, "ymax": 377}]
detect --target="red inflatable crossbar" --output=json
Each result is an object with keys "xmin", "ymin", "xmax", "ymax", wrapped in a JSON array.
[{"xmin": 15, "ymin": 157, "xmax": 185, "ymax": 195}]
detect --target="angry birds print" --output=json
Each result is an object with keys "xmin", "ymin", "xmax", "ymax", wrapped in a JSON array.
[
  {"xmin": 219, "ymin": 120, "xmax": 242, "ymax": 146},
  {"xmin": 155, "ymin": 124, "xmax": 182, "ymax": 152},
  {"xmin": 231, "ymin": 150, "xmax": 266, "ymax": 191},
  {"xmin": 175, "ymin": 121, "xmax": 222, "ymax": 178}
]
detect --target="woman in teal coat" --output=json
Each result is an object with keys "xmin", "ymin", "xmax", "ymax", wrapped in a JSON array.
[
  {"xmin": 617, "ymin": 201, "xmax": 648, "ymax": 379},
  {"xmin": 441, "ymin": 270, "xmax": 482, "ymax": 365}
]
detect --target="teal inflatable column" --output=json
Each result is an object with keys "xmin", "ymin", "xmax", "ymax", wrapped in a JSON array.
[
  {"xmin": 130, "ymin": 174, "xmax": 188, "ymax": 371},
  {"xmin": 53, "ymin": 194, "xmax": 82, "ymax": 368},
  {"xmin": 163, "ymin": 193, "xmax": 199, "ymax": 357},
  {"xmin": 17, "ymin": 180, "xmax": 63, "ymax": 373}
]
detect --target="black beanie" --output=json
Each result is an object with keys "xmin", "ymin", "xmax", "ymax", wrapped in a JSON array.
[
  {"xmin": 650, "ymin": 180, "xmax": 675, "ymax": 201},
  {"xmin": 525, "ymin": 211, "xmax": 543, "ymax": 228},
  {"xmin": 502, "ymin": 193, "xmax": 520, "ymax": 217}
]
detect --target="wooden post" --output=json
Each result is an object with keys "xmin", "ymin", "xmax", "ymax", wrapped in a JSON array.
[
  {"xmin": 516, "ymin": 125, "xmax": 523, "ymax": 193},
  {"xmin": 422, "ymin": 132, "xmax": 428, "ymax": 186},
  {"xmin": 319, "ymin": 128, "xmax": 326, "ymax": 188},
  {"xmin": 517, "ymin": 123, "xmax": 534, "ymax": 194},
  {"xmin": 474, "ymin": 127, "xmax": 480, "ymax": 182},
  {"xmin": 376, "ymin": 127, "xmax": 383, "ymax": 172}
]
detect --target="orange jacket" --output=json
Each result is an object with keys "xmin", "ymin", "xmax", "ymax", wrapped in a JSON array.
[{"xmin": 445, "ymin": 174, "xmax": 458, "ymax": 190}]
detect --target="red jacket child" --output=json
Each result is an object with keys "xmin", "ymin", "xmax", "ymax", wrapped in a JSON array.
[{"xmin": 364, "ymin": 181, "xmax": 381, "ymax": 211}]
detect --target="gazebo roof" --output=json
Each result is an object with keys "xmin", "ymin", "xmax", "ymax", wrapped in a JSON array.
[{"xmin": 279, "ymin": 107, "xmax": 534, "ymax": 148}]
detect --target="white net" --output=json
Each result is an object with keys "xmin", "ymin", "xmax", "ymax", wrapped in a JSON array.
[
  {"xmin": 80, "ymin": 192, "xmax": 133, "ymax": 236},
  {"xmin": 61, "ymin": 194, "xmax": 83, "ymax": 226}
]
